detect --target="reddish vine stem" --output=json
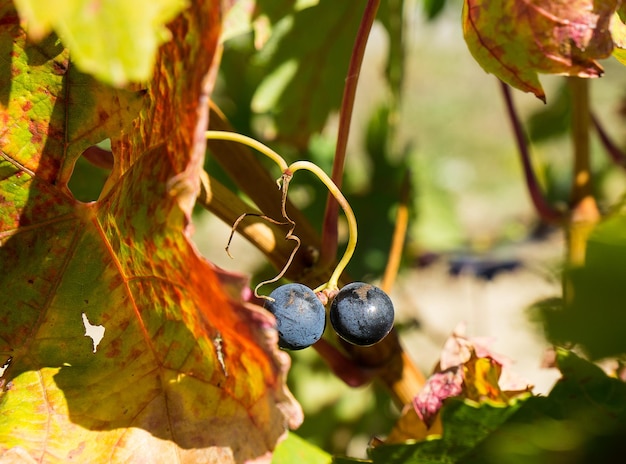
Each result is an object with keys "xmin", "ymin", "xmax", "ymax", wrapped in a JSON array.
[
  {"xmin": 499, "ymin": 81, "xmax": 565, "ymax": 225},
  {"xmin": 591, "ymin": 112, "xmax": 626, "ymax": 168},
  {"xmin": 320, "ymin": 0, "xmax": 381, "ymax": 267}
]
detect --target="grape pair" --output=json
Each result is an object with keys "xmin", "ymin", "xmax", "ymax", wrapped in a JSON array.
[{"xmin": 264, "ymin": 282, "xmax": 394, "ymax": 350}]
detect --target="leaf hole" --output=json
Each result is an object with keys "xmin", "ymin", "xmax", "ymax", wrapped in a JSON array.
[
  {"xmin": 0, "ymin": 356, "xmax": 12, "ymax": 378},
  {"xmin": 68, "ymin": 139, "xmax": 113, "ymax": 202},
  {"xmin": 82, "ymin": 313, "xmax": 106, "ymax": 353}
]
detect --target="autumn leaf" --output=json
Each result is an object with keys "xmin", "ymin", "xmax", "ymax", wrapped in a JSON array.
[
  {"xmin": 463, "ymin": 0, "xmax": 618, "ymax": 101},
  {"xmin": 411, "ymin": 368, "xmax": 463, "ymax": 429},
  {"xmin": 360, "ymin": 349, "xmax": 626, "ymax": 463},
  {"xmin": 0, "ymin": 1, "xmax": 302, "ymax": 462},
  {"xmin": 384, "ymin": 324, "xmax": 531, "ymax": 445}
]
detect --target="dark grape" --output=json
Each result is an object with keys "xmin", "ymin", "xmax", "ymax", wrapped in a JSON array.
[
  {"xmin": 264, "ymin": 283, "xmax": 326, "ymax": 350},
  {"xmin": 330, "ymin": 282, "xmax": 394, "ymax": 346}
]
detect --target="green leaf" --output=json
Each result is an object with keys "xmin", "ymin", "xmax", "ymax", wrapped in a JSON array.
[
  {"xmin": 362, "ymin": 350, "xmax": 626, "ymax": 464},
  {"xmin": 13, "ymin": 0, "xmax": 187, "ymax": 86},
  {"xmin": 534, "ymin": 214, "xmax": 626, "ymax": 359},
  {"xmin": 462, "ymin": 0, "xmax": 617, "ymax": 101},
  {"xmin": 252, "ymin": 0, "xmax": 366, "ymax": 147},
  {"xmin": 475, "ymin": 349, "xmax": 626, "ymax": 463},
  {"xmin": 272, "ymin": 433, "xmax": 332, "ymax": 464},
  {"xmin": 423, "ymin": 0, "xmax": 447, "ymax": 20},
  {"xmin": 368, "ymin": 397, "xmax": 528, "ymax": 463},
  {"xmin": 611, "ymin": 9, "xmax": 626, "ymax": 65},
  {"xmin": 0, "ymin": 6, "xmax": 142, "ymax": 195},
  {"xmin": 255, "ymin": 0, "xmax": 301, "ymax": 24},
  {"xmin": 613, "ymin": 48, "xmax": 626, "ymax": 65}
]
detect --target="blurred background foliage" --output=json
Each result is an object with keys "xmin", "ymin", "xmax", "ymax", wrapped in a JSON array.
[
  {"xmin": 204, "ymin": 0, "xmax": 626, "ymax": 279},
  {"xmin": 68, "ymin": 0, "xmax": 626, "ymax": 459},
  {"xmin": 196, "ymin": 0, "xmax": 626, "ymax": 458}
]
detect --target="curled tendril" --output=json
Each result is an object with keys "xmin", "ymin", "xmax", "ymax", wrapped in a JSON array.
[
  {"xmin": 224, "ymin": 174, "xmax": 302, "ymax": 300},
  {"xmin": 205, "ymin": 130, "xmax": 358, "ymax": 297}
]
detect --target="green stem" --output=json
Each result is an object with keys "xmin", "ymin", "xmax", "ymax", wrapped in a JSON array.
[
  {"xmin": 205, "ymin": 130, "xmax": 288, "ymax": 173},
  {"xmin": 203, "ymin": 131, "xmax": 358, "ymax": 293},
  {"xmin": 289, "ymin": 161, "xmax": 358, "ymax": 292},
  {"xmin": 566, "ymin": 77, "xmax": 599, "ymax": 269},
  {"xmin": 569, "ymin": 77, "xmax": 593, "ymax": 207}
]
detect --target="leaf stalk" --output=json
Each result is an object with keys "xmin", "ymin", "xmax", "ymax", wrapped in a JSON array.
[{"xmin": 499, "ymin": 81, "xmax": 565, "ymax": 225}]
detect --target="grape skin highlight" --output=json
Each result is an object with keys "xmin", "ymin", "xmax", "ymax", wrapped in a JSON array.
[{"xmin": 330, "ymin": 282, "xmax": 394, "ymax": 346}]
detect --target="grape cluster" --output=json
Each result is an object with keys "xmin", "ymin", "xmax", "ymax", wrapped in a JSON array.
[{"xmin": 264, "ymin": 281, "xmax": 394, "ymax": 350}]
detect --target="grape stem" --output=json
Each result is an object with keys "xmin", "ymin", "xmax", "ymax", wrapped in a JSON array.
[
  {"xmin": 289, "ymin": 161, "xmax": 357, "ymax": 293},
  {"xmin": 205, "ymin": 131, "xmax": 288, "ymax": 174},
  {"xmin": 204, "ymin": 130, "xmax": 358, "ymax": 294}
]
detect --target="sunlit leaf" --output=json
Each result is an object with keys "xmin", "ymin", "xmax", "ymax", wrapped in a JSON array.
[
  {"xmin": 383, "ymin": 325, "xmax": 531, "ymax": 447},
  {"xmin": 13, "ymin": 0, "xmax": 187, "ymax": 86},
  {"xmin": 464, "ymin": 357, "xmax": 506, "ymax": 402},
  {"xmin": 222, "ymin": 0, "xmax": 255, "ymax": 44},
  {"xmin": 0, "ymin": 1, "xmax": 302, "ymax": 461},
  {"xmin": 384, "ymin": 405, "xmax": 442, "ymax": 445},
  {"xmin": 272, "ymin": 432, "xmax": 331, "ymax": 464},
  {"xmin": 610, "ymin": 8, "xmax": 626, "ymax": 65},
  {"xmin": 463, "ymin": 0, "xmax": 618, "ymax": 101}
]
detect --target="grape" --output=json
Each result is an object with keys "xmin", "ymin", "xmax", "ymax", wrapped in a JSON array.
[
  {"xmin": 264, "ymin": 283, "xmax": 326, "ymax": 350},
  {"xmin": 330, "ymin": 282, "xmax": 394, "ymax": 346}
]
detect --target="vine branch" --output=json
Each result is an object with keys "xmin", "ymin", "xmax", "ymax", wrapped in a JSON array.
[
  {"xmin": 320, "ymin": 0, "xmax": 381, "ymax": 266},
  {"xmin": 499, "ymin": 81, "xmax": 565, "ymax": 225},
  {"xmin": 591, "ymin": 112, "xmax": 626, "ymax": 169}
]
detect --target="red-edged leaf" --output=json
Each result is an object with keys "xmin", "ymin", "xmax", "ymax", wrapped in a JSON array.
[
  {"xmin": 463, "ymin": 0, "xmax": 617, "ymax": 101},
  {"xmin": 385, "ymin": 324, "xmax": 532, "ymax": 444},
  {"xmin": 412, "ymin": 368, "xmax": 463, "ymax": 428},
  {"xmin": 0, "ymin": 1, "xmax": 302, "ymax": 462}
]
